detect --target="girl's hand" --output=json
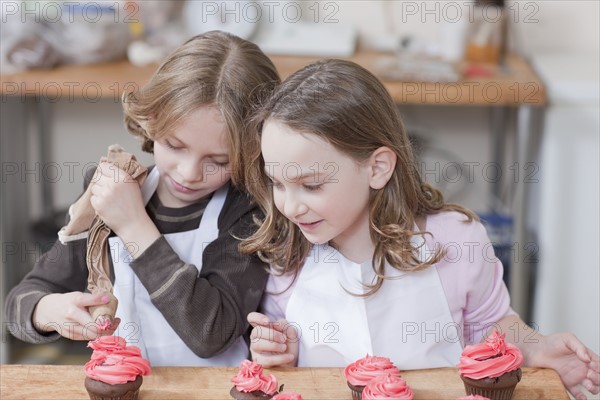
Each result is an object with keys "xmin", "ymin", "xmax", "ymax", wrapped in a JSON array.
[
  {"xmin": 90, "ymin": 162, "xmax": 146, "ymax": 237},
  {"xmin": 248, "ymin": 312, "xmax": 299, "ymax": 367},
  {"xmin": 33, "ymin": 292, "xmax": 120, "ymax": 340},
  {"xmin": 496, "ymin": 315, "xmax": 599, "ymax": 400},
  {"xmin": 90, "ymin": 163, "xmax": 159, "ymax": 257},
  {"xmin": 533, "ymin": 333, "xmax": 600, "ymax": 400}
]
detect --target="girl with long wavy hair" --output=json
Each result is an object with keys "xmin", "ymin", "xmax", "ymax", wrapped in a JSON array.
[{"xmin": 242, "ymin": 59, "xmax": 598, "ymax": 399}]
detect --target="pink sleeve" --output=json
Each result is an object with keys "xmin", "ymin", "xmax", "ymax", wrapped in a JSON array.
[
  {"xmin": 426, "ymin": 212, "xmax": 517, "ymax": 346},
  {"xmin": 260, "ymin": 270, "xmax": 296, "ymax": 322}
]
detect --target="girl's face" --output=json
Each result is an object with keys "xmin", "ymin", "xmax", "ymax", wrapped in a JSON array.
[
  {"xmin": 261, "ymin": 120, "xmax": 374, "ymax": 262},
  {"xmin": 153, "ymin": 106, "xmax": 231, "ymax": 208}
]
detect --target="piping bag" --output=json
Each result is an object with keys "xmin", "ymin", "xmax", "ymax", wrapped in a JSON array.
[{"xmin": 59, "ymin": 144, "xmax": 148, "ymax": 330}]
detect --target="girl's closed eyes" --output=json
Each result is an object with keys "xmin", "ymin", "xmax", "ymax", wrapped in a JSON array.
[
  {"xmin": 268, "ymin": 179, "xmax": 323, "ymax": 192},
  {"xmin": 164, "ymin": 140, "xmax": 181, "ymax": 150}
]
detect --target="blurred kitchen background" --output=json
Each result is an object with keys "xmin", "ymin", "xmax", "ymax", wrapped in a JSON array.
[{"xmin": 1, "ymin": 0, "xmax": 598, "ymax": 379}]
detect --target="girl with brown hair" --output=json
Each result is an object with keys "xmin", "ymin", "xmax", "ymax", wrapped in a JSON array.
[{"xmin": 243, "ymin": 59, "xmax": 598, "ymax": 399}]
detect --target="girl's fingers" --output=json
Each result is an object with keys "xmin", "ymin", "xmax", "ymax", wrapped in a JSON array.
[
  {"xmin": 250, "ymin": 326, "xmax": 287, "ymax": 344},
  {"xmin": 252, "ymin": 352, "xmax": 295, "ymax": 368},
  {"xmin": 98, "ymin": 162, "xmax": 113, "ymax": 177},
  {"xmin": 75, "ymin": 293, "xmax": 110, "ymax": 308},
  {"xmin": 568, "ymin": 385, "xmax": 586, "ymax": 400},
  {"xmin": 248, "ymin": 312, "xmax": 270, "ymax": 327},
  {"xmin": 588, "ymin": 368, "xmax": 600, "ymax": 385},
  {"xmin": 66, "ymin": 322, "xmax": 100, "ymax": 341},
  {"xmin": 582, "ymin": 377, "xmax": 600, "ymax": 394},
  {"xmin": 250, "ymin": 325, "xmax": 271, "ymax": 341},
  {"xmin": 276, "ymin": 319, "xmax": 299, "ymax": 341},
  {"xmin": 65, "ymin": 304, "xmax": 95, "ymax": 327},
  {"xmin": 251, "ymin": 339, "xmax": 287, "ymax": 354}
]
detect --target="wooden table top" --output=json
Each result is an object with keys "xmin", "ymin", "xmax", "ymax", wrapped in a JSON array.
[
  {"xmin": 0, "ymin": 365, "xmax": 567, "ymax": 399},
  {"xmin": 0, "ymin": 50, "xmax": 546, "ymax": 106}
]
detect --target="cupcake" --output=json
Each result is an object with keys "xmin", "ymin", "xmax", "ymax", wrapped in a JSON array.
[
  {"xmin": 458, "ymin": 396, "xmax": 491, "ymax": 400},
  {"xmin": 272, "ymin": 393, "xmax": 303, "ymax": 400},
  {"xmin": 84, "ymin": 335, "xmax": 151, "ymax": 400},
  {"xmin": 230, "ymin": 360, "xmax": 281, "ymax": 399},
  {"xmin": 457, "ymin": 331, "xmax": 523, "ymax": 400},
  {"xmin": 344, "ymin": 355, "xmax": 401, "ymax": 400},
  {"xmin": 362, "ymin": 374, "xmax": 414, "ymax": 400}
]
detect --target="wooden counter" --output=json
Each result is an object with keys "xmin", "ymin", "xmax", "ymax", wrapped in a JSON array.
[
  {"xmin": 0, "ymin": 51, "xmax": 546, "ymax": 106},
  {"xmin": 0, "ymin": 365, "xmax": 568, "ymax": 399}
]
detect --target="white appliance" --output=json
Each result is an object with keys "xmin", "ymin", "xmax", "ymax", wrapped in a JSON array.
[
  {"xmin": 253, "ymin": 23, "xmax": 357, "ymax": 57},
  {"xmin": 182, "ymin": 1, "xmax": 357, "ymax": 57},
  {"xmin": 531, "ymin": 52, "xmax": 600, "ymax": 355}
]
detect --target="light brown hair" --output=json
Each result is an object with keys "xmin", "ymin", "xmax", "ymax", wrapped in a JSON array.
[
  {"xmin": 241, "ymin": 59, "xmax": 476, "ymax": 295},
  {"xmin": 122, "ymin": 30, "xmax": 280, "ymax": 187}
]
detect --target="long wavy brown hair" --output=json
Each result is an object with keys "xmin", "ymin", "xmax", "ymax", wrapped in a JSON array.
[
  {"xmin": 241, "ymin": 59, "xmax": 476, "ymax": 296},
  {"xmin": 122, "ymin": 30, "xmax": 280, "ymax": 188}
]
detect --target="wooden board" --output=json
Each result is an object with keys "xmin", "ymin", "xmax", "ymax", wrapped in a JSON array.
[{"xmin": 0, "ymin": 365, "xmax": 568, "ymax": 399}]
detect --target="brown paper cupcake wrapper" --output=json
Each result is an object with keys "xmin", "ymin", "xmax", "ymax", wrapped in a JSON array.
[
  {"xmin": 84, "ymin": 376, "xmax": 142, "ymax": 400},
  {"xmin": 347, "ymin": 381, "xmax": 365, "ymax": 400},
  {"xmin": 86, "ymin": 389, "xmax": 140, "ymax": 400},
  {"xmin": 462, "ymin": 383, "xmax": 517, "ymax": 400},
  {"xmin": 460, "ymin": 368, "xmax": 522, "ymax": 400}
]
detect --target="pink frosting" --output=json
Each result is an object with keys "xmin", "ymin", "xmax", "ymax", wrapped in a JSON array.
[
  {"xmin": 272, "ymin": 392, "xmax": 304, "ymax": 400},
  {"xmin": 84, "ymin": 336, "xmax": 151, "ymax": 385},
  {"xmin": 362, "ymin": 374, "xmax": 414, "ymax": 400},
  {"xmin": 457, "ymin": 396, "xmax": 491, "ymax": 400},
  {"xmin": 95, "ymin": 315, "xmax": 114, "ymax": 331},
  {"xmin": 456, "ymin": 331, "xmax": 523, "ymax": 379},
  {"xmin": 231, "ymin": 360, "xmax": 279, "ymax": 395},
  {"xmin": 344, "ymin": 355, "xmax": 401, "ymax": 386}
]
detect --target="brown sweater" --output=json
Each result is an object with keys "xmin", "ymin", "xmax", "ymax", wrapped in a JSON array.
[{"xmin": 4, "ymin": 173, "xmax": 268, "ymax": 358}]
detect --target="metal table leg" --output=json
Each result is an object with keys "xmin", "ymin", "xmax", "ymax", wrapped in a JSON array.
[{"xmin": 511, "ymin": 105, "xmax": 545, "ymax": 322}]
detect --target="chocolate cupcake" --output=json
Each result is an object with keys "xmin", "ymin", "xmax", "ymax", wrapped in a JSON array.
[
  {"xmin": 457, "ymin": 331, "xmax": 523, "ymax": 400},
  {"xmin": 84, "ymin": 336, "xmax": 151, "ymax": 400},
  {"xmin": 344, "ymin": 355, "xmax": 401, "ymax": 400},
  {"xmin": 85, "ymin": 375, "xmax": 143, "ymax": 400},
  {"xmin": 230, "ymin": 360, "xmax": 280, "ymax": 399}
]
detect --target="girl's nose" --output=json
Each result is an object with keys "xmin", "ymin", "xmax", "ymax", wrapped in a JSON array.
[
  {"xmin": 283, "ymin": 192, "xmax": 308, "ymax": 219},
  {"xmin": 178, "ymin": 158, "xmax": 202, "ymax": 183}
]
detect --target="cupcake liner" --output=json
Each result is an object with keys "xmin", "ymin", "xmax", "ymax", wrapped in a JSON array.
[
  {"xmin": 347, "ymin": 381, "xmax": 365, "ymax": 400},
  {"xmin": 85, "ymin": 388, "xmax": 140, "ymax": 400},
  {"xmin": 461, "ymin": 383, "xmax": 516, "ymax": 400},
  {"xmin": 230, "ymin": 386, "xmax": 277, "ymax": 399},
  {"xmin": 460, "ymin": 369, "xmax": 522, "ymax": 400},
  {"xmin": 84, "ymin": 376, "xmax": 142, "ymax": 400}
]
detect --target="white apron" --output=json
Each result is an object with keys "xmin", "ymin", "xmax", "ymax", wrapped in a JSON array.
[
  {"xmin": 109, "ymin": 167, "xmax": 248, "ymax": 366},
  {"xmin": 286, "ymin": 235, "xmax": 463, "ymax": 368}
]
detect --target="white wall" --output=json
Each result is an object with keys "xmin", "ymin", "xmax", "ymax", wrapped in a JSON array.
[{"xmin": 535, "ymin": 104, "xmax": 600, "ymax": 353}]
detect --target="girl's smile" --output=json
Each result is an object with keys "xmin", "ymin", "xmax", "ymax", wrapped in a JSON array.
[{"xmin": 297, "ymin": 220, "xmax": 324, "ymax": 232}]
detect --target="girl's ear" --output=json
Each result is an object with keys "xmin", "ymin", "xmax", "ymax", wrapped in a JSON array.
[{"xmin": 368, "ymin": 146, "xmax": 397, "ymax": 190}]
